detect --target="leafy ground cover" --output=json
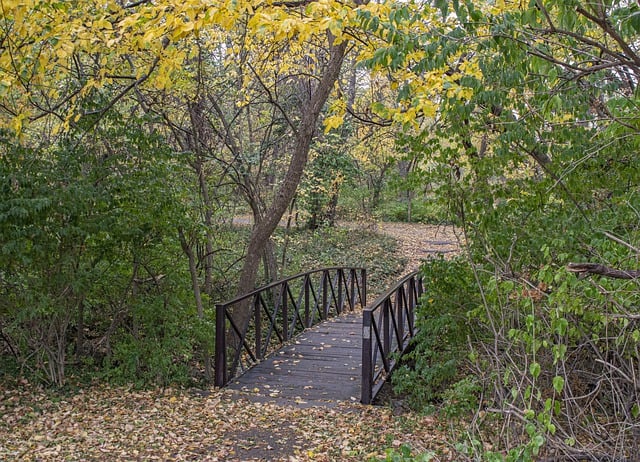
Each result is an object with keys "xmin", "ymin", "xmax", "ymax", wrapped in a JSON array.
[
  {"xmin": 0, "ymin": 380, "xmax": 456, "ymax": 461},
  {"xmin": 360, "ymin": 222, "xmax": 460, "ymax": 272}
]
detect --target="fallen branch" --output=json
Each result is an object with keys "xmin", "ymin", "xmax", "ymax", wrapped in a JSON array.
[{"xmin": 567, "ymin": 262, "xmax": 640, "ymax": 280}]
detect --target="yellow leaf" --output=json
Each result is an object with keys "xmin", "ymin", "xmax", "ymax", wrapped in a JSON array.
[
  {"xmin": 11, "ymin": 113, "xmax": 26, "ymax": 134},
  {"xmin": 323, "ymin": 114, "xmax": 344, "ymax": 133}
]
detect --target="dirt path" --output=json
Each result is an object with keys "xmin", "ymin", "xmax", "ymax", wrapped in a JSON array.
[
  {"xmin": 232, "ymin": 216, "xmax": 462, "ymax": 273},
  {"xmin": 343, "ymin": 221, "xmax": 462, "ymax": 273}
]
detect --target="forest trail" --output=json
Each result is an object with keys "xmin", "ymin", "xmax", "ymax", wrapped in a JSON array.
[
  {"xmin": 0, "ymin": 221, "xmax": 461, "ymax": 462},
  {"xmin": 345, "ymin": 221, "xmax": 461, "ymax": 272},
  {"xmin": 232, "ymin": 216, "xmax": 462, "ymax": 273}
]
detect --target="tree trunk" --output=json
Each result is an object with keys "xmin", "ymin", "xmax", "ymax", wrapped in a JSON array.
[
  {"xmin": 231, "ymin": 39, "xmax": 348, "ymax": 329},
  {"xmin": 567, "ymin": 262, "xmax": 640, "ymax": 279},
  {"xmin": 178, "ymin": 227, "xmax": 212, "ymax": 380}
]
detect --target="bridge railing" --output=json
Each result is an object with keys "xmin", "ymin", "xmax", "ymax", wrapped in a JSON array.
[
  {"xmin": 215, "ymin": 267, "xmax": 367, "ymax": 387},
  {"xmin": 361, "ymin": 271, "xmax": 424, "ymax": 404}
]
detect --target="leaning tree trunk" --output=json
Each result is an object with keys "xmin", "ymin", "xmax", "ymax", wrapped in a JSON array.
[
  {"xmin": 567, "ymin": 262, "xmax": 640, "ymax": 279},
  {"xmin": 231, "ymin": 39, "xmax": 348, "ymax": 330}
]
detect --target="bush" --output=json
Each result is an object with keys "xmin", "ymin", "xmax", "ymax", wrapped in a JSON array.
[
  {"xmin": 0, "ymin": 126, "xmax": 199, "ymax": 387},
  {"xmin": 393, "ymin": 256, "xmax": 481, "ymax": 411},
  {"xmin": 376, "ymin": 198, "xmax": 448, "ymax": 224}
]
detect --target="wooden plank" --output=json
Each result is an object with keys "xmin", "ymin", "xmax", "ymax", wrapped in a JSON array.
[{"xmin": 226, "ymin": 311, "xmax": 364, "ymax": 404}]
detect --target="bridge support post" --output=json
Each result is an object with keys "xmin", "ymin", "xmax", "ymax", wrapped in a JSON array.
[
  {"xmin": 214, "ymin": 303, "xmax": 227, "ymax": 387},
  {"xmin": 361, "ymin": 309, "xmax": 373, "ymax": 404},
  {"xmin": 383, "ymin": 299, "xmax": 391, "ymax": 356},
  {"xmin": 361, "ymin": 268, "xmax": 367, "ymax": 308}
]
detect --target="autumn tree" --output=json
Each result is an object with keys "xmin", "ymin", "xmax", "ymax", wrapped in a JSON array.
[{"xmin": 371, "ymin": 0, "xmax": 640, "ymax": 459}]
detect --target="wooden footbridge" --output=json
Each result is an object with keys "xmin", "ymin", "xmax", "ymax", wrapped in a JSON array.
[{"xmin": 215, "ymin": 268, "xmax": 423, "ymax": 405}]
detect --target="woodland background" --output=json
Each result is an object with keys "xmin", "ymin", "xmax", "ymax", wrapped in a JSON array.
[{"xmin": 1, "ymin": 0, "xmax": 640, "ymax": 460}]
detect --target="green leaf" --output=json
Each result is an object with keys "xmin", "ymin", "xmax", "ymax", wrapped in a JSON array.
[
  {"xmin": 553, "ymin": 375, "xmax": 565, "ymax": 394},
  {"xmin": 529, "ymin": 362, "xmax": 541, "ymax": 379}
]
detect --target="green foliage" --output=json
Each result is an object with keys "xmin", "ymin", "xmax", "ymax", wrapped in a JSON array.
[
  {"xmin": 393, "ymin": 256, "xmax": 481, "ymax": 411},
  {"xmin": 379, "ymin": 444, "xmax": 435, "ymax": 462},
  {"xmin": 376, "ymin": 197, "xmax": 448, "ymax": 224},
  {"xmin": 0, "ymin": 121, "xmax": 201, "ymax": 386},
  {"xmin": 277, "ymin": 226, "xmax": 405, "ymax": 295},
  {"xmin": 440, "ymin": 377, "xmax": 481, "ymax": 419},
  {"xmin": 380, "ymin": 1, "xmax": 640, "ymax": 458},
  {"xmin": 299, "ymin": 132, "xmax": 358, "ymax": 228},
  {"xmin": 455, "ymin": 432, "xmax": 545, "ymax": 462}
]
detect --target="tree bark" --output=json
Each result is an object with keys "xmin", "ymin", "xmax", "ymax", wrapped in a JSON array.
[
  {"xmin": 567, "ymin": 262, "xmax": 640, "ymax": 280},
  {"xmin": 178, "ymin": 227, "xmax": 212, "ymax": 380},
  {"xmin": 232, "ymin": 39, "xmax": 348, "ymax": 329}
]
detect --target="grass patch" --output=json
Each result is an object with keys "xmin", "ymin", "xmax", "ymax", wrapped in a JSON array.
[{"xmin": 275, "ymin": 226, "xmax": 407, "ymax": 298}]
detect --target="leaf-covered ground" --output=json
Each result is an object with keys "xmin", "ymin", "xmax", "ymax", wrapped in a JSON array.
[
  {"xmin": 0, "ymin": 381, "xmax": 458, "ymax": 461},
  {"xmin": 367, "ymin": 222, "xmax": 461, "ymax": 272}
]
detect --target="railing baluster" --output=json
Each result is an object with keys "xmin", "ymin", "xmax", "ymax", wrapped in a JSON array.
[
  {"xmin": 282, "ymin": 281, "xmax": 289, "ymax": 341},
  {"xmin": 349, "ymin": 269, "xmax": 355, "ymax": 310},
  {"xmin": 361, "ymin": 309, "xmax": 373, "ymax": 404},
  {"xmin": 304, "ymin": 275, "xmax": 310, "ymax": 327},
  {"xmin": 322, "ymin": 271, "xmax": 329, "ymax": 319},
  {"xmin": 361, "ymin": 271, "xmax": 422, "ymax": 404},
  {"xmin": 255, "ymin": 295, "xmax": 262, "ymax": 359},
  {"xmin": 361, "ymin": 268, "xmax": 367, "ymax": 307},
  {"xmin": 337, "ymin": 268, "xmax": 344, "ymax": 314},
  {"xmin": 406, "ymin": 279, "xmax": 418, "ymax": 336},
  {"xmin": 396, "ymin": 287, "xmax": 404, "ymax": 345},
  {"xmin": 383, "ymin": 299, "xmax": 391, "ymax": 357}
]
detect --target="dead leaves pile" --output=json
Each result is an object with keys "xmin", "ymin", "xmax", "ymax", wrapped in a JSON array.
[
  {"xmin": 0, "ymin": 381, "xmax": 455, "ymax": 461},
  {"xmin": 372, "ymin": 222, "xmax": 461, "ymax": 273}
]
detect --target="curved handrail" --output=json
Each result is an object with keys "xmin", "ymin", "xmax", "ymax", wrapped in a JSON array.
[
  {"xmin": 215, "ymin": 267, "xmax": 367, "ymax": 387},
  {"xmin": 361, "ymin": 271, "xmax": 423, "ymax": 404},
  {"xmin": 218, "ymin": 266, "xmax": 365, "ymax": 307}
]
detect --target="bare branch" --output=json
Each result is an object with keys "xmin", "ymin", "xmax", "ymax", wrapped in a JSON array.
[{"xmin": 567, "ymin": 262, "xmax": 640, "ymax": 279}]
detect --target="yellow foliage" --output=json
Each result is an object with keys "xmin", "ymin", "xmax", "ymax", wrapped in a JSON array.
[
  {"xmin": 0, "ymin": 0, "xmax": 488, "ymax": 137},
  {"xmin": 324, "ymin": 114, "xmax": 345, "ymax": 133}
]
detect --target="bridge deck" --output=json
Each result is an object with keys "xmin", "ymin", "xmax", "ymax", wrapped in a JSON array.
[{"xmin": 226, "ymin": 311, "xmax": 363, "ymax": 405}]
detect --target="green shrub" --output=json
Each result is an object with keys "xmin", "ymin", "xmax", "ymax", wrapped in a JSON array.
[
  {"xmin": 379, "ymin": 445, "xmax": 435, "ymax": 462},
  {"xmin": 393, "ymin": 256, "xmax": 482, "ymax": 411}
]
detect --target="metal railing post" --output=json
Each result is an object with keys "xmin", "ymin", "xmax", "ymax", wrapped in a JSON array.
[
  {"xmin": 254, "ymin": 296, "xmax": 262, "ymax": 359},
  {"xmin": 337, "ymin": 268, "xmax": 344, "ymax": 314},
  {"xmin": 397, "ymin": 285, "xmax": 405, "ymax": 343},
  {"xmin": 407, "ymin": 276, "xmax": 415, "ymax": 337},
  {"xmin": 322, "ymin": 271, "xmax": 329, "ymax": 319},
  {"xmin": 214, "ymin": 303, "xmax": 227, "ymax": 387},
  {"xmin": 304, "ymin": 275, "xmax": 310, "ymax": 328},
  {"xmin": 361, "ymin": 309, "xmax": 373, "ymax": 404},
  {"xmin": 282, "ymin": 281, "xmax": 289, "ymax": 341},
  {"xmin": 383, "ymin": 299, "xmax": 391, "ymax": 357},
  {"xmin": 362, "ymin": 268, "xmax": 367, "ymax": 307},
  {"xmin": 349, "ymin": 268, "xmax": 355, "ymax": 309}
]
